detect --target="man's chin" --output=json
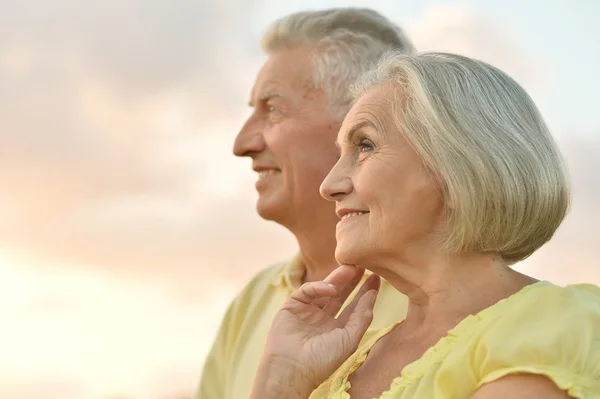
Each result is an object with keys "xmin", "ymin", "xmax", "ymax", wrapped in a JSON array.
[{"xmin": 256, "ymin": 195, "xmax": 286, "ymax": 223}]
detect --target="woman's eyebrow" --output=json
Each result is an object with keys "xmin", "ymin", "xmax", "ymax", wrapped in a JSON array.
[{"xmin": 336, "ymin": 120, "xmax": 376, "ymax": 148}]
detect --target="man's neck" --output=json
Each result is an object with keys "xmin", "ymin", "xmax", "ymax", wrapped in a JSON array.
[{"xmin": 294, "ymin": 226, "xmax": 338, "ymax": 283}]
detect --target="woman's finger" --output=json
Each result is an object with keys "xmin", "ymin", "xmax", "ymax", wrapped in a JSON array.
[
  {"xmin": 311, "ymin": 296, "xmax": 332, "ymax": 309},
  {"xmin": 322, "ymin": 267, "xmax": 366, "ymax": 316},
  {"xmin": 322, "ymin": 265, "xmax": 364, "ymax": 289},
  {"xmin": 289, "ymin": 281, "xmax": 337, "ymax": 305},
  {"xmin": 337, "ymin": 274, "xmax": 381, "ymax": 324},
  {"xmin": 343, "ymin": 289, "xmax": 378, "ymax": 351}
]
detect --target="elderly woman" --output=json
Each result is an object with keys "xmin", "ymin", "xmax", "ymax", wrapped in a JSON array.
[{"xmin": 248, "ymin": 52, "xmax": 600, "ymax": 399}]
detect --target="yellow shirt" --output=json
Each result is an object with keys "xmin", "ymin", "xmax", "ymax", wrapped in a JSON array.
[
  {"xmin": 196, "ymin": 255, "xmax": 409, "ymax": 399},
  {"xmin": 311, "ymin": 281, "xmax": 600, "ymax": 399}
]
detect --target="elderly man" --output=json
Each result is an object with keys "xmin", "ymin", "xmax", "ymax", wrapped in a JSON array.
[{"xmin": 198, "ymin": 8, "xmax": 416, "ymax": 399}]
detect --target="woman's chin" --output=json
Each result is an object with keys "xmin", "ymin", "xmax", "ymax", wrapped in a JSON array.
[{"xmin": 334, "ymin": 241, "xmax": 363, "ymax": 266}]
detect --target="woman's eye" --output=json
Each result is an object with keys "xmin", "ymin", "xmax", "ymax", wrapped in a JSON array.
[{"xmin": 357, "ymin": 140, "xmax": 374, "ymax": 152}]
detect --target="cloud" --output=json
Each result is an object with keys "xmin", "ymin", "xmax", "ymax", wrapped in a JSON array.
[
  {"xmin": 0, "ymin": 253, "xmax": 238, "ymax": 399},
  {"xmin": 406, "ymin": 4, "xmax": 553, "ymax": 94},
  {"xmin": 0, "ymin": 0, "xmax": 278, "ymax": 293},
  {"xmin": 516, "ymin": 135, "xmax": 600, "ymax": 285}
]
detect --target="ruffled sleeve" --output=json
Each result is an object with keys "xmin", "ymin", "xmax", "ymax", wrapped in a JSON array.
[{"xmin": 473, "ymin": 284, "xmax": 600, "ymax": 398}]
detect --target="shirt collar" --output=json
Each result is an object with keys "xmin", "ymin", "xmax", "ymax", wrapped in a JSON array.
[{"xmin": 271, "ymin": 253, "xmax": 304, "ymax": 290}]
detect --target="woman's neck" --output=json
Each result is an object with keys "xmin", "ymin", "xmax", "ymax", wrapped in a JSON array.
[{"xmin": 370, "ymin": 250, "xmax": 537, "ymax": 333}]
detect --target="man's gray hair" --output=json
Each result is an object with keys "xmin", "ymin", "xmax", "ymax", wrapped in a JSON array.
[{"xmin": 261, "ymin": 8, "xmax": 416, "ymax": 119}]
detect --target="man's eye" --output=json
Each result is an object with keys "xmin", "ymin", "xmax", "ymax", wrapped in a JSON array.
[{"xmin": 268, "ymin": 105, "xmax": 277, "ymax": 112}]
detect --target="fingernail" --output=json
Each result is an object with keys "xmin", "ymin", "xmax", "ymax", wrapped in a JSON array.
[{"xmin": 327, "ymin": 283, "xmax": 336, "ymax": 289}]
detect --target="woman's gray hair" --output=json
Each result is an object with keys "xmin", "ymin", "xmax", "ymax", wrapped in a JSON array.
[
  {"xmin": 261, "ymin": 8, "xmax": 416, "ymax": 119},
  {"xmin": 352, "ymin": 51, "xmax": 570, "ymax": 263}
]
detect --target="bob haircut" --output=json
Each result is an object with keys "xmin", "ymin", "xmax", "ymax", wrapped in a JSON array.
[{"xmin": 351, "ymin": 52, "xmax": 570, "ymax": 263}]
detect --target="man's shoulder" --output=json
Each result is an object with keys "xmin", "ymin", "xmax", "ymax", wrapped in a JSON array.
[
  {"xmin": 228, "ymin": 258, "xmax": 292, "ymax": 310},
  {"xmin": 213, "ymin": 259, "xmax": 292, "ymax": 345},
  {"xmin": 243, "ymin": 259, "xmax": 290, "ymax": 290}
]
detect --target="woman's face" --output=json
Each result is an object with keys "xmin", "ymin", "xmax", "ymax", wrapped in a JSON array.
[{"xmin": 320, "ymin": 84, "xmax": 445, "ymax": 268}]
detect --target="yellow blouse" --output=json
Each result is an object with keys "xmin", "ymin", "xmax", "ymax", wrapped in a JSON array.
[{"xmin": 311, "ymin": 281, "xmax": 600, "ymax": 399}]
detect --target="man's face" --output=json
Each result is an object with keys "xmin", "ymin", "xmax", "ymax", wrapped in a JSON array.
[{"xmin": 233, "ymin": 46, "xmax": 342, "ymax": 228}]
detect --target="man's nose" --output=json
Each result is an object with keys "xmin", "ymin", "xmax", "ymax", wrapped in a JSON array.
[{"xmin": 233, "ymin": 117, "xmax": 266, "ymax": 157}]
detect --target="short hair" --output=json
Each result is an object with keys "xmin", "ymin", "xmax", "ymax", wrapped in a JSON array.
[
  {"xmin": 351, "ymin": 52, "xmax": 570, "ymax": 263},
  {"xmin": 261, "ymin": 8, "xmax": 416, "ymax": 119}
]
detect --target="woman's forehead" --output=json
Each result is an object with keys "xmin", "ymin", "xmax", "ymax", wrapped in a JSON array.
[
  {"xmin": 339, "ymin": 88, "xmax": 396, "ymax": 136},
  {"xmin": 355, "ymin": 84, "xmax": 394, "ymax": 107},
  {"xmin": 351, "ymin": 84, "xmax": 397, "ymax": 119}
]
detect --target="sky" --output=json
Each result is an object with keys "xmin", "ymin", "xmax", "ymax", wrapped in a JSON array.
[{"xmin": 1, "ymin": 1, "xmax": 598, "ymax": 398}]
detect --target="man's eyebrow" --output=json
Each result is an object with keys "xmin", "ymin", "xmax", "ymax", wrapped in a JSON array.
[
  {"xmin": 336, "ymin": 120, "xmax": 376, "ymax": 148},
  {"xmin": 248, "ymin": 91, "xmax": 283, "ymax": 107}
]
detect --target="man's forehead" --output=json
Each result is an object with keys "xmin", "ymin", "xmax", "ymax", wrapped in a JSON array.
[
  {"xmin": 249, "ymin": 62, "xmax": 288, "ymax": 102},
  {"xmin": 249, "ymin": 49, "xmax": 316, "ymax": 102}
]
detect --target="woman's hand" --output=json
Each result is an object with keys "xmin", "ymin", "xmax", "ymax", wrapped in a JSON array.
[{"xmin": 251, "ymin": 265, "xmax": 381, "ymax": 398}]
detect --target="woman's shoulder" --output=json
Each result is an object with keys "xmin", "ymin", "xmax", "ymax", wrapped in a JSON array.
[
  {"xmin": 530, "ymin": 281, "xmax": 600, "ymax": 300},
  {"xmin": 476, "ymin": 281, "xmax": 600, "ymax": 345},
  {"xmin": 499, "ymin": 281, "xmax": 600, "ymax": 324},
  {"xmin": 470, "ymin": 282, "xmax": 600, "ymax": 397}
]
